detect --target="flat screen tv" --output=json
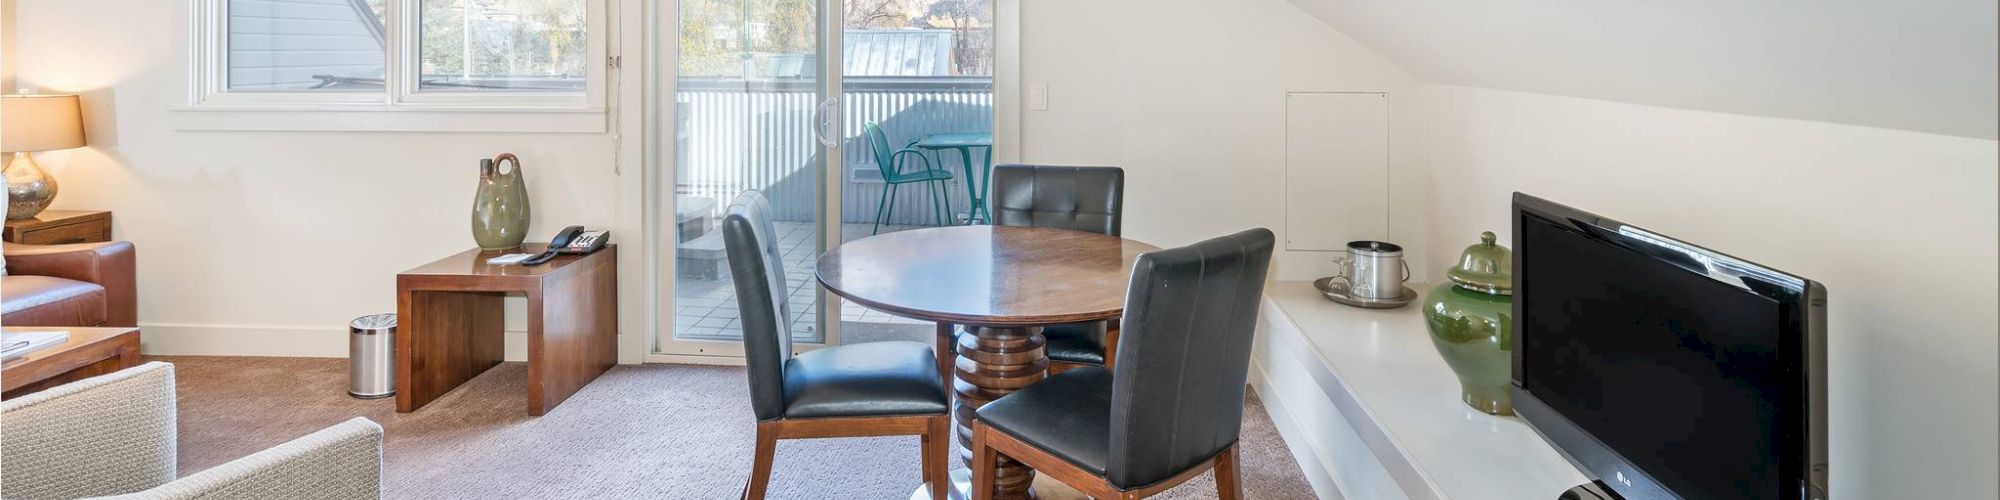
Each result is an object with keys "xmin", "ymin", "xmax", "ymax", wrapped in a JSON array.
[{"xmin": 1511, "ymin": 193, "xmax": 1828, "ymax": 500}]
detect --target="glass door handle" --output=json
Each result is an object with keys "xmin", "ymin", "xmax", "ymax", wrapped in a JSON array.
[{"xmin": 812, "ymin": 97, "xmax": 839, "ymax": 148}]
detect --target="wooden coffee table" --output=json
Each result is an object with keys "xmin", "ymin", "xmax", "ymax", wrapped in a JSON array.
[{"xmin": 1, "ymin": 326, "xmax": 142, "ymax": 399}]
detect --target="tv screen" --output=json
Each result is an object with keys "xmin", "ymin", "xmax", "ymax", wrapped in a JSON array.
[{"xmin": 1511, "ymin": 194, "xmax": 1827, "ymax": 500}]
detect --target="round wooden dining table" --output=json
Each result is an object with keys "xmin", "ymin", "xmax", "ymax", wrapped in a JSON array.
[{"xmin": 817, "ymin": 225, "xmax": 1159, "ymax": 500}]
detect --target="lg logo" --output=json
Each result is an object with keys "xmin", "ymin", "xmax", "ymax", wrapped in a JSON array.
[{"xmin": 1615, "ymin": 471, "xmax": 1633, "ymax": 488}]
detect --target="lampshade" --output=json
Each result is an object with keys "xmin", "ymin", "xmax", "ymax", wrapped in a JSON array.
[{"xmin": 2, "ymin": 94, "xmax": 86, "ymax": 153}]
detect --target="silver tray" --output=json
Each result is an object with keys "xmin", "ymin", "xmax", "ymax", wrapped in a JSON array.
[{"xmin": 1312, "ymin": 277, "xmax": 1417, "ymax": 309}]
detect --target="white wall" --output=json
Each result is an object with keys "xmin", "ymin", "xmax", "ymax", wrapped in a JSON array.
[
  {"xmin": 1017, "ymin": 0, "xmax": 1430, "ymax": 282},
  {"xmin": 1, "ymin": 0, "xmax": 16, "ymax": 92},
  {"xmin": 9, "ymin": 1, "xmax": 1994, "ymax": 496},
  {"xmin": 4, "ymin": 0, "xmax": 651, "ymax": 362},
  {"xmin": 1420, "ymin": 84, "xmax": 1999, "ymax": 499}
]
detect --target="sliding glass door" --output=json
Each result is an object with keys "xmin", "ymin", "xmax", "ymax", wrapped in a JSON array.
[
  {"xmin": 832, "ymin": 0, "xmax": 994, "ymax": 346},
  {"xmin": 664, "ymin": 0, "xmax": 839, "ymax": 356},
  {"xmin": 658, "ymin": 0, "xmax": 996, "ymax": 357}
]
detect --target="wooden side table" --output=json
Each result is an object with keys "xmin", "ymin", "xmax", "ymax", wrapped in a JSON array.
[
  {"xmin": 3, "ymin": 210, "xmax": 112, "ymax": 244},
  {"xmin": 396, "ymin": 245, "xmax": 618, "ymax": 416},
  {"xmin": 1, "ymin": 326, "xmax": 142, "ymax": 399}
]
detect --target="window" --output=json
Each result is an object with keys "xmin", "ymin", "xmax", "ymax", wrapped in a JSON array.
[
  {"xmin": 843, "ymin": 0, "xmax": 993, "ymax": 77},
  {"xmin": 226, "ymin": 0, "xmax": 389, "ymax": 92},
  {"xmin": 676, "ymin": 0, "xmax": 993, "ymax": 79},
  {"xmin": 418, "ymin": 0, "xmax": 588, "ymax": 91},
  {"xmin": 191, "ymin": 0, "xmax": 602, "ymax": 115}
]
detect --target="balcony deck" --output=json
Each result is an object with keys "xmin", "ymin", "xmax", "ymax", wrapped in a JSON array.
[
  {"xmin": 674, "ymin": 222, "xmax": 935, "ymax": 347},
  {"xmin": 672, "ymin": 77, "xmax": 993, "ymax": 346}
]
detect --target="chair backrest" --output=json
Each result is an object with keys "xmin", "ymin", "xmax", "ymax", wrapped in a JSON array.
[
  {"xmin": 1, "ymin": 361, "xmax": 178, "ymax": 499},
  {"xmin": 863, "ymin": 122, "xmax": 907, "ymax": 182},
  {"xmin": 722, "ymin": 191, "xmax": 794, "ymax": 421},
  {"xmin": 988, "ymin": 164, "xmax": 1124, "ymax": 236},
  {"xmin": 1105, "ymin": 228, "xmax": 1275, "ymax": 489}
]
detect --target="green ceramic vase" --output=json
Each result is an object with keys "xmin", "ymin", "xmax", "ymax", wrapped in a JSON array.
[
  {"xmin": 471, "ymin": 153, "xmax": 530, "ymax": 251},
  {"xmin": 1423, "ymin": 231, "xmax": 1515, "ymax": 415}
]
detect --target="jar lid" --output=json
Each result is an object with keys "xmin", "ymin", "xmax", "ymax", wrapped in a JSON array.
[
  {"xmin": 1348, "ymin": 240, "xmax": 1403, "ymax": 257},
  {"xmin": 1446, "ymin": 232, "xmax": 1512, "ymax": 294}
]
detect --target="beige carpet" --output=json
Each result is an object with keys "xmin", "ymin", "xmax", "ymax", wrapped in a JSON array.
[{"xmin": 157, "ymin": 356, "xmax": 1316, "ymax": 499}]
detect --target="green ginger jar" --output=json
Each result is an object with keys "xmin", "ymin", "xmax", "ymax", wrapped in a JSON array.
[{"xmin": 1423, "ymin": 231, "xmax": 1515, "ymax": 415}]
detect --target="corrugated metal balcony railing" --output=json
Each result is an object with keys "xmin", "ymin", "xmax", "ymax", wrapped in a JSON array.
[{"xmin": 675, "ymin": 77, "xmax": 993, "ymax": 224}]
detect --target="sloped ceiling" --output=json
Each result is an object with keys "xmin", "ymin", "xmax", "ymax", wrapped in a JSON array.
[{"xmin": 1288, "ymin": 0, "xmax": 1999, "ymax": 139}]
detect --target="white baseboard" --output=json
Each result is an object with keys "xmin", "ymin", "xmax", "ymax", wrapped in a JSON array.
[
  {"xmin": 136, "ymin": 322, "xmax": 532, "ymax": 361},
  {"xmin": 643, "ymin": 353, "xmax": 746, "ymax": 366}
]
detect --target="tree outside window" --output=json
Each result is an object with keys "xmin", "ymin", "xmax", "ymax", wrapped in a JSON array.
[
  {"xmin": 678, "ymin": 0, "xmax": 993, "ymax": 79},
  {"xmin": 421, "ymin": 0, "xmax": 588, "ymax": 91}
]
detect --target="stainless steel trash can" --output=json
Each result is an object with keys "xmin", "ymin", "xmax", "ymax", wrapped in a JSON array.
[{"xmin": 349, "ymin": 313, "xmax": 397, "ymax": 399}]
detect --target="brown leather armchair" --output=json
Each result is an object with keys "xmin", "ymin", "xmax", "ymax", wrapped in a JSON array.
[{"xmin": 2, "ymin": 241, "xmax": 137, "ymax": 327}]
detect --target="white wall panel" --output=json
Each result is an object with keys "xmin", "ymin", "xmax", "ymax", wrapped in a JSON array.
[{"xmin": 1284, "ymin": 92, "xmax": 1388, "ymax": 252}]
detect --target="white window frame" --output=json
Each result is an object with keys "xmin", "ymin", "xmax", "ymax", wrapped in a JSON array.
[{"xmin": 177, "ymin": 0, "xmax": 609, "ymax": 132}]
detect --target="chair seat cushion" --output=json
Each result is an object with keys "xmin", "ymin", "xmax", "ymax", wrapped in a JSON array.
[
  {"xmin": 782, "ymin": 341, "xmax": 949, "ymax": 419},
  {"xmin": 1043, "ymin": 322, "xmax": 1107, "ymax": 365},
  {"xmin": 975, "ymin": 367, "xmax": 1114, "ymax": 476},
  {"xmin": 958, "ymin": 322, "xmax": 1107, "ymax": 365},
  {"xmin": 1, "ymin": 275, "xmax": 107, "ymax": 326}
]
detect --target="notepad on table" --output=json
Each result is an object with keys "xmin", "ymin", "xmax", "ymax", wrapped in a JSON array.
[{"xmin": 1, "ymin": 331, "xmax": 70, "ymax": 361}]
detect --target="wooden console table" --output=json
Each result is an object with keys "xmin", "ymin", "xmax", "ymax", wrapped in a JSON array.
[
  {"xmin": 1254, "ymin": 282, "xmax": 1588, "ymax": 498},
  {"xmin": 2, "ymin": 326, "xmax": 141, "ymax": 399},
  {"xmin": 396, "ymin": 245, "xmax": 617, "ymax": 416}
]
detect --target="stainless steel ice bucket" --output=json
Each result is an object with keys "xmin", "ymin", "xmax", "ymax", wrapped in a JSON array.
[{"xmin": 1333, "ymin": 240, "xmax": 1410, "ymax": 299}]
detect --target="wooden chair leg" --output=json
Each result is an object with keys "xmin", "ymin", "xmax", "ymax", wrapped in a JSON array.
[
  {"xmin": 920, "ymin": 425, "xmax": 936, "ymax": 487},
  {"xmin": 924, "ymin": 414, "xmax": 951, "ymax": 499},
  {"xmin": 971, "ymin": 422, "xmax": 999, "ymax": 500},
  {"xmin": 1214, "ymin": 443, "xmax": 1243, "ymax": 500},
  {"xmin": 743, "ymin": 423, "xmax": 778, "ymax": 500},
  {"xmin": 935, "ymin": 322, "xmax": 956, "ymax": 390}
]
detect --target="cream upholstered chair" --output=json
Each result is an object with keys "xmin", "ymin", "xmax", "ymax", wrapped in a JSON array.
[{"xmin": 0, "ymin": 362, "xmax": 384, "ymax": 499}]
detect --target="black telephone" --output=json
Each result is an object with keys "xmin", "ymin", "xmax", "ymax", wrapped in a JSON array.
[{"xmin": 522, "ymin": 226, "xmax": 611, "ymax": 266}]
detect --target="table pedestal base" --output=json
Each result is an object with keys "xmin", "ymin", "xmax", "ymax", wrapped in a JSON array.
[
  {"xmin": 910, "ymin": 469, "xmax": 1091, "ymax": 500},
  {"xmin": 953, "ymin": 325, "xmax": 1048, "ymax": 500}
]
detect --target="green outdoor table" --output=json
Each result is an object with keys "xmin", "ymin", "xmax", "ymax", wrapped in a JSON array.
[{"xmin": 913, "ymin": 132, "xmax": 994, "ymax": 224}]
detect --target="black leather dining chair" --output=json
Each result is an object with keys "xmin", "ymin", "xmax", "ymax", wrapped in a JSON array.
[
  {"xmin": 941, "ymin": 164, "xmax": 1127, "ymax": 378},
  {"xmin": 968, "ymin": 228, "xmax": 1275, "ymax": 500},
  {"xmin": 722, "ymin": 191, "xmax": 951, "ymax": 500}
]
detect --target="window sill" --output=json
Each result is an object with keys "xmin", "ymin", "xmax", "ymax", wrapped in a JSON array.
[{"xmin": 169, "ymin": 105, "xmax": 608, "ymax": 133}]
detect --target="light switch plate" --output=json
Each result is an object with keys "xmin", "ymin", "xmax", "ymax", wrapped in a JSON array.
[{"xmin": 1029, "ymin": 82, "xmax": 1049, "ymax": 110}]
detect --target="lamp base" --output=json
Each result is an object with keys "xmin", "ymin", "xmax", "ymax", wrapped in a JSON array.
[{"xmin": 5, "ymin": 152, "xmax": 59, "ymax": 220}]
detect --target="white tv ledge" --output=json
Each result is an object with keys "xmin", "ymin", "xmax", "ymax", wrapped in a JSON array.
[{"xmin": 1250, "ymin": 281, "xmax": 1590, "ymax": 500}]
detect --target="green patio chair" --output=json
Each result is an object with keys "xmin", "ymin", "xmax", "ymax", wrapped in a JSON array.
[{"xmin": 865, "ymin": 122, "xmax": 956, "ymax": 234}]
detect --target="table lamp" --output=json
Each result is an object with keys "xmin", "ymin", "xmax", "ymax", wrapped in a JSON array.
[{"xmin": 2, "ymin": 94, "xmax": 86, "ymax": 220}]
